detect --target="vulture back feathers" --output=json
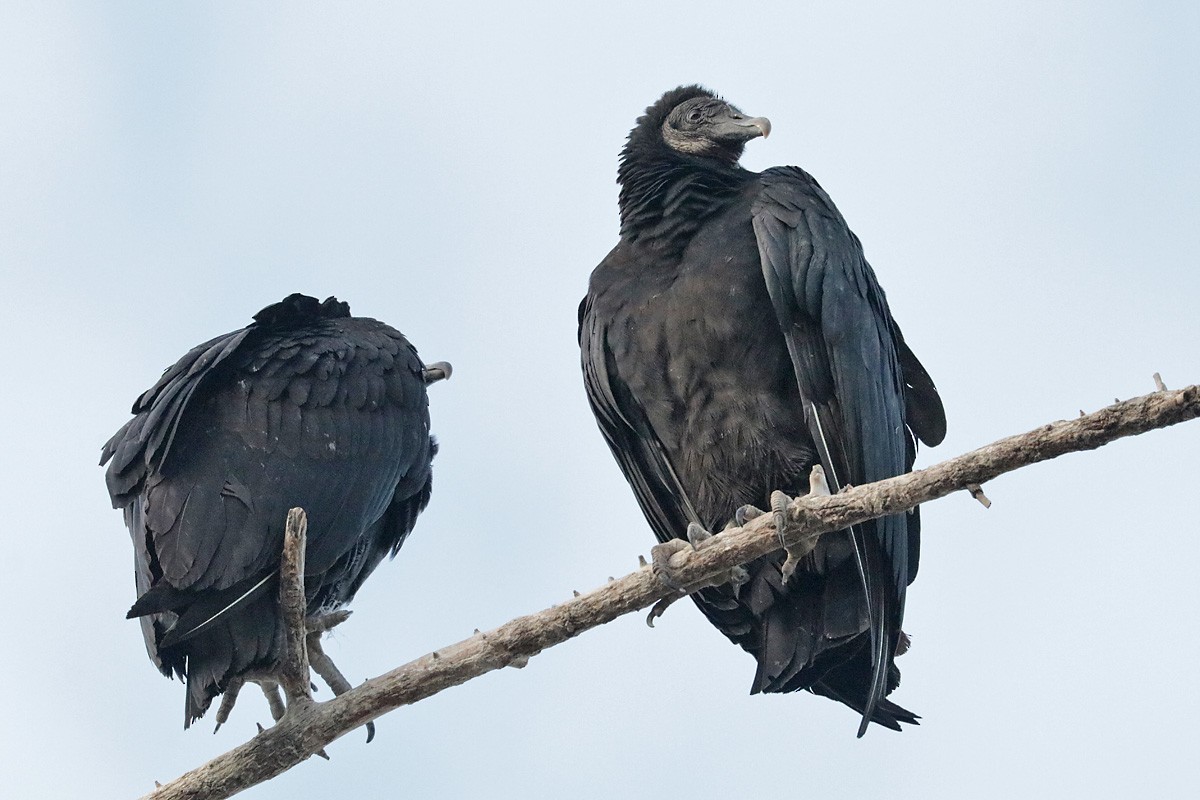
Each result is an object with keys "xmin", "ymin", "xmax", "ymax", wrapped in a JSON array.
[{"xmin": 102, "ymin": 293, "xmax": 441, "ymax": 726}]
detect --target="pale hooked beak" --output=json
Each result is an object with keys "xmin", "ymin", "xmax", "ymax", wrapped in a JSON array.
[
  {"xmin": 422, "ymin": 361, "xmax": 453, "ymax": 385},
  {"xmin": 745, "ymin": 116, "xmax": 771, "ymax": 138},
  {"xmin": 723, "ymin": 111, "xmax": 771, "ymax": 141}
]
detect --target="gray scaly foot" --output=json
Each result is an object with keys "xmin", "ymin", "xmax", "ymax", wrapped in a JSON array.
[
  {"xmin": 306, "ymin": 611, "xmax": 376, "ymax": 743},
  {"xmin": 647, "ymin": 522, "xmax": 750, "ymax": 626},
  {"xmin": 779, "ymin": 465, "xmax": 832, "ymax": 585}
]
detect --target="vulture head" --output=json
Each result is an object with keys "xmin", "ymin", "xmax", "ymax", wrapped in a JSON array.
[
  {"xmin": 617, "ymin": 86, "xmax": 772, "ymax": 242},
  {"xmin": 660, "ymin": 94, "xmax": 771, "ymax": 161},
  {"xmin": 622, "ymin": 85, "xmax": 770, "ymax": 168}
]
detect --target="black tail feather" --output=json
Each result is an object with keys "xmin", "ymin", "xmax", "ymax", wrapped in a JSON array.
[{"xmin": 813, "ymin": 641, "xmax": 918, "ymax": 733}]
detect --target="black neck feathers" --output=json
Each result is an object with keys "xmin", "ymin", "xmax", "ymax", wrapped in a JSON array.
[{"xmin": 617, "ymin": 86, "xmax": 751, "ymax": 260}]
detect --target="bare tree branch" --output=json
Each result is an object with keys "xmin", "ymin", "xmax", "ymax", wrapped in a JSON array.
[
  {"xmin": 278, "ymin": 508, "xmax": 313, "ymax": 708},
  {"xmin": 140, "ymin": 383, "xmax": 1200, "ymax": 800}
]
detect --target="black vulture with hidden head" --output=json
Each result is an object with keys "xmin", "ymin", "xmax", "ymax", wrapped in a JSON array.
[
  {"xmin": 101, "ymin": 293, "xmax": 450, "ymax": 730},
  {"xmin": 579, "ymin": 86, "xmax": 946, "ymax": 735}
]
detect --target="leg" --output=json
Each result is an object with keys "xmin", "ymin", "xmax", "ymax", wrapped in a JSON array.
[
  {"xmin": 213, "ymin": 676, "xmax": 244, "ymax": 733},
  {"xmin": 258, "ymin": 679, "xmax": 287, "ymax": 722},
  {"xmin": 257, "ymin": 678, "xmax": 330, "ymax": 758},
  {"xmin": 306, "ymin": 612, "xmax": 376, "ymax": 743},
  {"xmin": 778, "ymin": 465, "xmax": 831, "ymax": 584}
]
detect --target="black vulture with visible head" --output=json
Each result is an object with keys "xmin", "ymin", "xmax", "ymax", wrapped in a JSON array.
[
  {"xmin": 101, "ymin": 293, "xmax": 449, "ymax": 728},
  {"xmin": 579, "ymin": 86, "xmax": 946, "ymax": 735}
]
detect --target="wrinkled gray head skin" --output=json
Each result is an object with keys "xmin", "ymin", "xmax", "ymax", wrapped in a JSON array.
[{"xmin": 660, "ymin": 96, "xmax": 771, "ymax": 160}]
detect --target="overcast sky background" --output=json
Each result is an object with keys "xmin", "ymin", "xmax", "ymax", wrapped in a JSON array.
[{"xmin": 2, "ymin": 2, "xmax": 1198, "ymax": 798}]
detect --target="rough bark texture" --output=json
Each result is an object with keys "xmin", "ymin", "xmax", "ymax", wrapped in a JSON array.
[
  {"xmin": 139, "ymin": 384, "xmax": 1199, "ymax": 800},
  {"xmin": 277, "ymin": 508, "xmax": 312, "ymax": 708}
]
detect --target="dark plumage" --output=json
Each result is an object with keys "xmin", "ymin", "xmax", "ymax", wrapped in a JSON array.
[
  {"xmin": 101, "ymin": 293, "xmax": 443, "ymax": 727},
  {"xmin": 579, "ymin": 86, "xmax": 945, "ymax": 734}
]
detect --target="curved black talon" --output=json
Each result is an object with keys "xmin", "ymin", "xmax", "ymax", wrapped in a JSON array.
[{"xmin": 646, "ymin": 593, "xmax": 683, "ymax": 627}]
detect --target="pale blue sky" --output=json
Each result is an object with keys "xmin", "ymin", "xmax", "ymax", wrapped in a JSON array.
[{"xmin": 1, "ymin": 2, "xmax": 1197, "ymax": 798}]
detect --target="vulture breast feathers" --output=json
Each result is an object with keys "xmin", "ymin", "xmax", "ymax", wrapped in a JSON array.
[
  {"xmin": 102, "ymin": 293, "xmax": 443, "ymax": 727},
  {"xmin": 580, "ymin": 86, "xmax": 945, "ymax": 735}
]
